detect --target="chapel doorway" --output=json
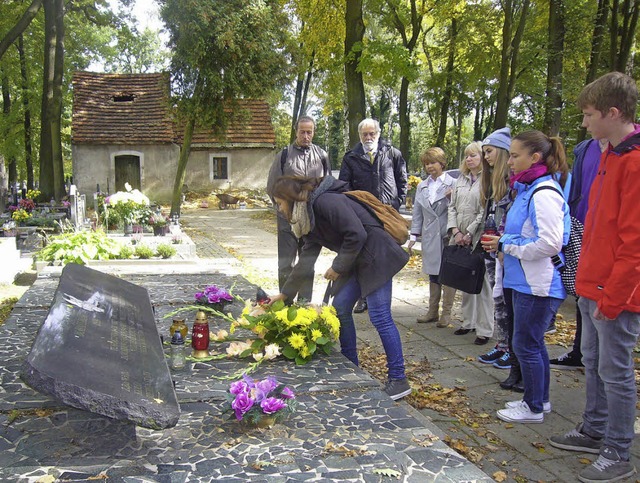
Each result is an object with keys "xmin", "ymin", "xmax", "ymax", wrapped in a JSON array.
[{"xmin": 115, "ymin": 155, "xmax": 141, "ymax": 192}]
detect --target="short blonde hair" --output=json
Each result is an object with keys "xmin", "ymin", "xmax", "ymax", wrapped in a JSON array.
[
  {"xmin": 460, "ymin": 141, "xmax": 483, "ymax": 175},
  {"xmin": 420, "ymin": 147, "xmax": 447, "ymax": 169}
]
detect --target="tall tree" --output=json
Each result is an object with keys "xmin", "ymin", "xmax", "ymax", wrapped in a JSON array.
[
  {"xmin": 290, "ymin": 51, "xmax": 315, "ymax": 142},
  {"xmin": 586, "ymin": 0, "xmax": 609, "ymax": 84},
  {"xmin": 18, "ymin": 34, "xmax": 34, "ymax": 190},
  {"xmin": 103, "ymin": 26, "xmax": 170, "ymax": 74},
  {"xmin": 610, "ymin": 0, "xmax": 640, "ymax": 72},
  {"xmin": 0, "ymin": 0, "xmax": 43, "ymax": 60},
  {"xmin": 38, "ymin": 0, "xmax": 65, "ymax": 201},
  {"xmin": 494, "ymin": 0, "xmax": 531, "ymax": 129},
  {"xmin": 1, "ymin": 71, "xmax": 17, "ymax": 187},
  {"xmin": 386, "ymin": 0, "xmax": 427, "ymax": 159},
  {"xmin": 542, "ymin": 0, "xmax": 565, "ymax": 136},
  {"xmin": 161, "ymin": 0, "xmax": 290, "ymax": 216},
  {"xmin": 577, "ymin": 0, "xmax": 610, "ymax": 142},
  {"xmin": 344, "ymin": 0, "xmax": 366, "ymax": 147},
  {"xmin": 436, "ymin": 17, "xmax": 457, "ymax": 147}
]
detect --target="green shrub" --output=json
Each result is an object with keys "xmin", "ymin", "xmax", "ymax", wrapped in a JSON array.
[
  {"xmin": 155, "ymin": 244, "xmax": 176, "ymax": 259},
  {"xmin": 37, "ymin": 231, "xmax": 120, "ymax": 265},
  {"xmin": 134, "ymin": 244, "xmax": 155, "ymax": 259},
  {"xmin": 118, "ymin": 245, "xmax": 134, "ymax": 259},
  {"xmin": 24, "ymin": 217, "xmax": 58, "ymax": 229}
]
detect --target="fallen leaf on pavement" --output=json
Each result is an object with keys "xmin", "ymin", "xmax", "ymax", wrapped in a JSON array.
[{"xmin": 493, "ymin": 470, "xmax": 508, "ymax": 482}]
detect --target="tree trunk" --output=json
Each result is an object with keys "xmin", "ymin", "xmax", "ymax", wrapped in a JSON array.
[
  {"xmin": 170, "ymin": 76, "xmax": 203, "ymax": 217},
  {"xmin": 0, "ymin": 0, "xmax": 43, "ymax": 60},
  {"xmin": 614, "ymin": 0, "xmax": 640, "ymax": 71},
  {"xmin": 389, "ymin": 0, "xmax": 424, "ymax": 159},
  {"xmin": 398, "ymin": 76, "xmax": 411, "ymax": 157},
  {"xmin": 344, "ymin": 0, "xmax": 366, "ymax": 147},
  {"xmin": 494, "ymin": 0, "xmax": 530, "ymax": 129},
  {"xmin": 610, "ymin": 0, "xmax": 619, "ymax": 69},
  {"xmin": 577, "ymin": 0, "xmax": 610, "ymax": 143},
  {"xmin": 18, "ymin": 35, "xmax": 34, "ymax": 191},
  {"xmin": 436, "ymin": 18, "xmax": 457, "ymax": 147},
  {"xmin": 542, "ymin": 0, "xmax": 565, "ymax": 136},
  {"xmin": 290, "ymin": 76, "xmax": 304, "ymax": 143},
  {"xmin": 38, "ymin": 0, "xmax": 56, "ymax": 201},
  {"xmin": 289, "ymin": 52, "xmax": 314, "ymax": 143},
  {"xmin": 51, "ymin": 0, "xmax": 65, "ymax": 200},
  {"xmin": 0, "ymin": 156, "xmax": 6, "ymax": 213},
  {"xmin": 170, "ymin": 116, "xmax": 196, "ymax": 217},
  {"xmin": 587, "ymin": 0, "xmax": 609, "ymax": 84},
  {"xmin": 2, "ymin": 72, "xmax": 17, "ymax": 188}
]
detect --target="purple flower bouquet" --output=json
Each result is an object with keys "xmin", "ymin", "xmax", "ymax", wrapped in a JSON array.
[
  {"xmin": 227, "ymin": 375, "xmax": 296, "ymax": 427},
  {"xmin": 194, "ymin": 284, "xmax": 234, "ymax": 311}
]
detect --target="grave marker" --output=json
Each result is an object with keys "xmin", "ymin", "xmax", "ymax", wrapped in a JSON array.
[{"xmin": 22, "ymin": 263, "xmax": 180, "ymax": 429}]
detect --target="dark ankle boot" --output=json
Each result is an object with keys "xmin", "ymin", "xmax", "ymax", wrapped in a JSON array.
[
  {"xmin": 500, "ymin": 365, "xmax": 521, "ymax": 390},
  {"xmin": 511, "ymin": 378, "xmax": 525, "ymax": 393}
]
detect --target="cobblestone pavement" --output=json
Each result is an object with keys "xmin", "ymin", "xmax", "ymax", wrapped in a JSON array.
[
  {"xmin": 0, "ymin": 212, "xmax": 491, "ymax": 482},
  {"xmin": 178, "ymin": 207, "xmax": 640, "ymax": 483}
]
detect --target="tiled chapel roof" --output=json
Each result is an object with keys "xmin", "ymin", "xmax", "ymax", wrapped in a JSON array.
[
  {"xmin": 72, "ymin": 72, "xmax": 174, "ymax": 144},
  {"xmin": 72, "ymin": 72, "xmax": 275, "ymax": 146}
]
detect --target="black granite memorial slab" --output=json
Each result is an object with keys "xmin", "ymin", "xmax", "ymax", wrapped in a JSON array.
[{"xmin": 21, "ymin": 263, "xmax": 180, "ymax": 429}]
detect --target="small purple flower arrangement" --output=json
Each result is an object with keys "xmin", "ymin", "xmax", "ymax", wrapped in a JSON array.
[
  {"xmin": 194, "ymin": 284, "xmax": 234, "ymax": 311},
  {"xmin": 227, "ymin": 375, "xmax": 296, "ymax": 427}
]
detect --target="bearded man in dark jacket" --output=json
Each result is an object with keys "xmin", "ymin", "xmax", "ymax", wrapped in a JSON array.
[{"xmin": 339, "ymin": 118, "xmax": 408, "ymax": 312}]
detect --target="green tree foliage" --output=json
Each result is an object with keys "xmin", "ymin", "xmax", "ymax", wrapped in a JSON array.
[
  {"xmin": 0, "ymin": 0, "xmax": 144, "ymax": 198},
  {"xmin": 103, "ymin": 26, "xmax": 170, "ymax": 74},
  {"xmin": 160, "ymin": 0, "xmax": 291, "ymax": 216}
]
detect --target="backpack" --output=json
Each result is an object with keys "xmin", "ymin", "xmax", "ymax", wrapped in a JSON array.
[
  {"xmin": 527, "ymin": 185, "xmax": 582, "ymax": 297},
  {"xmin": 344, "ymin": 190, "xmax": 410, "ymax": 245}
]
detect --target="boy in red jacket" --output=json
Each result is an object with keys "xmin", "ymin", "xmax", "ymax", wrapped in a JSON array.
[{"xmin": 549, "ymin": 72, "xmax": 640, "ymax": 482}]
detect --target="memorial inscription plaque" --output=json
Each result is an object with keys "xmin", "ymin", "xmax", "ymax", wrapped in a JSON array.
[{"xmin": 21, "ymin": 263, "xmax": 180, "ymax": 429}]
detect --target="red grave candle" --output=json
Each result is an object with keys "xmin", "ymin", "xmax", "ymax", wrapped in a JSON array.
[{"xmin": 191, "ymin": 310, "xmax": 210, "ymax": 358}]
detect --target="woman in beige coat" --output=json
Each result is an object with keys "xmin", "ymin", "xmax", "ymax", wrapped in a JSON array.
[
  {"xmin": 446, "ymin": 141, "xmax": 494, "ymax": 344},
  {"xmin": 408, "ymin": 147, "xmax": 456, "ymax": 326}
]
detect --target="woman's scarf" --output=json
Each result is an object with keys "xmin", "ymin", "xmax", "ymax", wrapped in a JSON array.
[
  {"xmin": 290, "ymin": 201, "xmax": 311, "ymax": 238},
  {"xmin": 509, "ymin": 161, "xmax": 548, "ymax": 188}
]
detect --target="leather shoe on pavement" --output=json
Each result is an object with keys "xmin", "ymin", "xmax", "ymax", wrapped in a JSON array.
[{"xmin": 353, "ymin": 299, "xmax": 367, "ymax": 313}]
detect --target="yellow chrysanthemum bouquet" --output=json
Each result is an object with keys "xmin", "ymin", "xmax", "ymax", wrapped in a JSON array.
[
  {"xmin": 231, "ymin": 300, "xmax": 340, "ymax": 366},
  {"xmin": 165, "ymin": 296, "xmax": 341, "ymax": 378},
  {"xmin": 408, "ymin": 175, "xmax": 422, "ymax": 191}
]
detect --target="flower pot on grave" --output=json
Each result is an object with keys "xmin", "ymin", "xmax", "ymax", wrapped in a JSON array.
[
  {"xmin": 123, "ymin": 223, "xmax": 133, "ymax": 236},
  {"xmin": 153, "ymin": 225, "xmax": 168, "ymax": 236},
  {"xmin": 241, "ymin": 416, "xmax": 277, "ymax": 430}
]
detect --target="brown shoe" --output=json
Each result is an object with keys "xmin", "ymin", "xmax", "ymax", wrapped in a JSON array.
[{"xmin": 417, "ymin": 313, "xmax": 437, "ymax": 323}]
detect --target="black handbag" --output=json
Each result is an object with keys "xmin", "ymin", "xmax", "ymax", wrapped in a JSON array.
[{"xmin": 438, "ymin": 244, "xmax": 486, "ymax": 294}]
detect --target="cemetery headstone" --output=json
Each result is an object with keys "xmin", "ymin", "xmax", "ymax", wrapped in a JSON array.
[
  {"xmin": 21, "ymin": 263, "xmax": 180, "ymax": 429},
  {"xmin": 69, "ymin": 185, "xmax": 86, "ymax": 228}
]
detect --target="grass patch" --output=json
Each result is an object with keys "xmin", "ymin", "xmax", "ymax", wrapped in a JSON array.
[{"xmin": 0, "ymin": 297, "xmax": 19, "ymax": 326}]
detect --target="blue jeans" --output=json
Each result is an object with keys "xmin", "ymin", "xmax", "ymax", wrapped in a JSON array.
[
  {"xmin": 579, "ymin": 297, "xmax": 640, "ymax": 460},
  {"xmin": 333, "ymin": 276, "xmax": 406, "ymax": 380},
  {"xmin": 512, "ymin": 291, "xmax": 563, "ymax": 413}
]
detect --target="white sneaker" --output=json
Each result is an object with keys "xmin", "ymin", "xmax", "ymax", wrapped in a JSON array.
[
  {"xmin": 505, "ymin": 399, "xmax": 551, "ymax": 413},
  {"xmin": 497, "ymin": 400, "xmax": 544, "ymax": 424}
]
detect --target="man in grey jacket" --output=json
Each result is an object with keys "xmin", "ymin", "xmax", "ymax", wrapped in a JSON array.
[
  {"xmin": 266, "ymin": 115, "xmax": 330, "ymax": 302},
  {"xmin": 340, "ymin": 118, "xmax": 408, "ymax": 312}
]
